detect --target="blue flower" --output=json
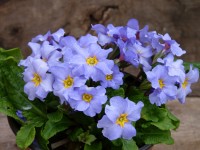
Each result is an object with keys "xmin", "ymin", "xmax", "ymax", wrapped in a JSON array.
[
  {"xmin": 19, "ymin": 41, "xmax": 62, "ymax": 68},
  {"xmin": 92, "ymin": 24, "xmax": 122, "ymax": 46},
  {"xmin": 146, "ymin": 65, "xmax": 178, "ymax": 106},
  {"xmin": 69, "ymin": 43, "xmax": 114, "ymax": 80},
  {"xmin": 49, "ymin": 65, "xmax": 87, "ymax": 104},
  {"xmin": 95, "ymin": 65, "xmax": 124, "ymax": 89},
  {"xmin": 69, "ymin": 86, "xmax": 107, "ymax": 117},
  {"xmin": 16, "ymin": 110, "xmax": 26, "ymax": 121},
  {"xmin": 151, "ymin": 33, "xmax": 186, "ymax": 57},
  {"xmin": 157, "ymin": 54, "xmax": 185, "ymax": 81},
  {"xmin": 23, "ymin": 59, "xmax": 53, "ymax": 101},
  {"xmin": 97, "ymin": 96, "xmax": 144, "ymax": 140},
  {"xmin": 177, "ymin": 65, "xmax": 199, "ymax": 103},
  {"xmin": 31, "ymin": 28, "xmax": 65, "ymax": 44}
]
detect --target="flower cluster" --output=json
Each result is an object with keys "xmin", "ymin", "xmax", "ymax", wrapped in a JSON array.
[{"xmin": 18, "ymin": 18, "xmax": 199, "ymax": 143}]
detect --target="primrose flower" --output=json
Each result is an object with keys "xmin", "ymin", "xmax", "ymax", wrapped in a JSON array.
[
  {"xmin": 157, "ymin": 54, "xmax": 185, "ymax": 81},
  {"xmin": 177, "ymin": 65, "xmax": 199, "ymax": 103},
  {"xmin": 50, "ymin": 65, "xmax": 86, "ymax": 104},
  {"xmin": 126, "ymin": 41, "xmax": 153, "ymax": 71},
  {"xmin": 146, "ymin": 65, "xmax": 178, "ymax": 106},
  {"xmin": 23, "ymin": 59, "xmax": 53, "ymax": 101},
  {"xmin": 126, "ymin": 18, "xmax": 149, "ymax": 43},
  {"xmin": 69, "ymin": 43, "xmax": 114, "ymax": 80},
  {"xmin": 16, "ymin": 110, "xmax": 26, "ymax": 122},
  {"xmin": 96, "ymin": 65, "xmax": 124, "ymax": 89},
  {"xmin": 151, "ymin": 33, "xmax": 186, "ymax": 56},
  {"xmin": 97, "ymin": 96, "xmax": 144, "ymax": 140},
  {"xmin": 31, "ymin": 28, "xmax": 65, "ymax": 44},
  {"xmin": 19, "ymin": 41, "xmax": 62, "ymax": 67},
  {"xmin": 92, "ymin": 24, "xmax": 122, "ymax": 46},
  {"xmin": 69, "ymin": 86, "xmax": 107, "ymax": 117}
]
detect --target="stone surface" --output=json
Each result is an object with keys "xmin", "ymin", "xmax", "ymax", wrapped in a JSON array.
[
  {"xmin": 0, "ymin": 97, "xmax": 200, "ymax": 150},
  {"xmin": 0, "ymin": 0, "xmax": 199, "ymax": 94}
]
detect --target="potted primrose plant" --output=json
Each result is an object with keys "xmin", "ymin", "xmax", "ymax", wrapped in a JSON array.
[{"xmin": 0, "ymin": 18, "xmax": 199, "ymax": 150}]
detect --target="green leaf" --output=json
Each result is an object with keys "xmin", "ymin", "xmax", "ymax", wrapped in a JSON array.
[
  {"xmin": 112, "ymin": 138, "xmax": 122, "ymax": 146},
  {"xmin": 151, "ymin": 117, "xmax": 176, "ymax": 130},
  {"xmin": 78, "ymin": 132, "xmax": 96, "ymax": 145},
  {"xmin": 23, "ymin": 110, "xmax": 46, "ymax": 127},
  {"xmin": 16, "ymin": 124, "xmax": 36, "ymax": 150},
  {"xmin": 35, "ymin": 129, "xmax": 49, "ymax": 150},
  {"xmin": 142, "ymin": 104, "xmax": 167, "ymax": 122},
  {"xmin": 0, "ymin": 97, "xmax": 22, "ymax": 122},
  {"xmin": 121, "ymin": 139, "xmax": 138, "ymax": 150},
  {"xmin": 84, "ymin": 141, "xmax": 102, "ymax": 150},
  {"xmin": 47, "ymin": 110, "xmax": 63, "ymax": 122},
  {"xmin": 68, "ymin": 128, "xmax": 84, "ymax": 141},
  {"xmin": 0, "ymin": 47, "xmax": 22, "ymax": 62},
  {"xmin": 126, "ymin": 86, "xmax": 145, "ymax": 103},
  {"xmin": 41, "ymin": 116, "xmax": 73, "ymax": 140},
  {"xmin": 106, "ymin": 87, "xmax": 125, "ymax": 99},
  {"xmin": 167, "ymin": 108, "xmax": 180, "ymax": 130},
  {"xmin": 138, "ymin": 126, "xmax": 174, "ymax": 145}
]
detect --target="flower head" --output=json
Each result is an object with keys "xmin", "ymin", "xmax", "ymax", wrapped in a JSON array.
[
  {"xmin": 176, "ymin": 65, "xmax": 199, "ymax": 103},
  {"xmin": 50, "ymin": 64, "xmax": 86, "ymax": 104},
  {"xmin": 69, "ymin": 86, "xmax": 107, "ymax": 117},
  {"xmin": 23, "ymin": 59, "xmax": 53, "ymax": 101},
  {"xmin": 97, "ymin": 96, "xmax": 144, "ymax": 140},
  {"xmin": 146, "ymin": 65, "xmax": 178, "ymax": 106},
  {"xmin": 69, "ymin": 43, "xmax": 114, "ymax": 80}
]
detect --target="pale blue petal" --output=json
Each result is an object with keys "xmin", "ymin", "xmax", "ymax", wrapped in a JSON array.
[
  {"xmin": 75, "ymin": 101, "xmax": 89, "ymax": 111},
  {"xmin": 122, "ymin": 124, "xmax": 136, "ymax": 139},
  {"xmin": 97, "ymin": 115, "xmax": 113, "ymax": 128},
  {"xmin": 32, "ymin": 59, "xmax": 48, "ymax": 77},
  {"xmin": 24, "ymin": 82, "xmax": 36, "ymax": 100},
  {"xmin": 41, "ymin": 74, "xmax": 53, "ymax": 92},
  {"xmin": 28, "ymin": 42, "xmax": 41, "ymax": 56},
  {"xmin": 102, "ymin": 124, "xmax": 122, "ymax": 140}
]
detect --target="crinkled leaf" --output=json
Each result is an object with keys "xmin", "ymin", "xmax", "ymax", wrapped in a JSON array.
[
  {"xmin": 47, "ymin": 110, "xmax": 63, "ymax": 122},
  {"xmin": 167, "ymin": 108, "xmax": 180, "ymax": 130},
  {"xmin": 121, "ymin": 139, "xmax": 138, "ymax": 150},
  {"xmin": 35, "ymin": 129, "xmax": 49, "ymax": 150},
  {"xmin": 68, "ymin": 128, "xmax": 84, "ymax": 141},
  {"xmin": 23, "ymin": 110, "xmax": 46, "ymax": 127},
  {"xmin": 41, "ymin": 116, "xmax": 73, "ymax": 140},
  {"xmin": 16, "ymin": 124, "xmax": 36, "ymax": 150},
  {"xmin": 78, "ymin": 132, "xmax": 96, "ymax": 145},
  {"xmin": 106, "ymin": 87, "xmax": 125, "ymax": 99},
  {"xmin": 141, "ymin": 100, "xmax": 167, "ymax": 122},
  {"xmin": 0, "ymin": 97, "xmax": 22, "ymax": 122},
  {"xmin": 151, "ymin": 117, "xmax": 176, "ymax": 130},
  {"xmin": 84, "ymin": 141, "xmax": 102, "ymax": 150},
  {"xmin": 0, "ymin": 58, "xmax": 31, "ymax": 110},
  {"xmin": 138, "ymin": 126, "xmax": 174, "ymax": 145},
  {"xmin": 112, "ymin": 138, "xmax": 122, "ymax": 146},
  {"xmin": 0, "ymin": 47, "xmax": 22, "ymax": 62}
]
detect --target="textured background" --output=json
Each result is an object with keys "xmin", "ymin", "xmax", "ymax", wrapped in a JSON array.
[{"xmin": 0, "ymin": 0, "xmax": 199, "ymax": 94}]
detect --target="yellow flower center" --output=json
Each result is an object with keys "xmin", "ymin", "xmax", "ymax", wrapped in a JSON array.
[
  {"xmin": 106, "ymin": 74, "xmax": 113, "ymax": 81},
  {"xmin": 82, "ymin": 93, "xmax": 93, "ymax": 103},
  {"xmin": 182, "ymin": 78, "xmax": 188, "ymax": 89},
  {"xmin": 63, "ymin": 76, "xmax": 74, "ymax": 88},
  {"xmin": 86, "ymin": 56, "xmax": 98, "ymax": 66},
  {"xmin": 116, "ymin": 113, "xmax": 129, "ymax": 127},
  {"xmin": 159, "ymin": 79, "xmax": 165, "ymax": 89},
  {"xmin": 32, "ymin": 73, "xmax": 42, "ymax": 87}
]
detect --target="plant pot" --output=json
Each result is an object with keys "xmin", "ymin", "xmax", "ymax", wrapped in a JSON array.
[{"xmin": 7, "ymin": 116, "xmax": 152, "ymax": 150}]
